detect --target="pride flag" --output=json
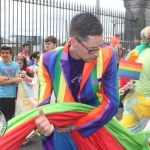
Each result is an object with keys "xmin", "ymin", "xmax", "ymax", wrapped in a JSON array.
[
  {"xmin": 0, "ymin": 103, "xmax": 150, "ymax": 150},
  {"xmin": 118, "ymin": 59, "xmax": 143, "ymax": 80}
]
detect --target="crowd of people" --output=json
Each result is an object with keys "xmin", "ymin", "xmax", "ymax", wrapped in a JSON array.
[{"xmin": 0, "ymin": 12, "xmax": 150, "ymax": 149}]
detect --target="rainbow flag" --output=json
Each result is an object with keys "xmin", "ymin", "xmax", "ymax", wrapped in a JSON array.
[
  {"xmin": 118, "ymin": 59, "xmax": 143, "ymax": 80},
  {"xmin": 0, "ymin": 103, "xmax": 150, "ymax": 150}
]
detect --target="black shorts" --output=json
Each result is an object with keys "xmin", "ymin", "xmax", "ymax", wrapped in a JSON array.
[{"xmin": 0, "ymin": 98, "xmax": 16, "ymax": 122}]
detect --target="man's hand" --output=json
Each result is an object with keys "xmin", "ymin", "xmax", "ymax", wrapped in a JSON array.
[{"xmin": 35, "ymin": 109, "xmax": 54, "ymax": 137}]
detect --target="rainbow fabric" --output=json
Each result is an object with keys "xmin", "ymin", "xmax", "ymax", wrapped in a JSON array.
[
  {"xmin": 118, "ymin": 59, "xmax": 143, "ymax": 80},
  {"xmin": 141, "ymin": 26, "xmax": 150, "ymax": 39},
  {"xmin": 0, "ymin": 103, "xmax": 150, "ymax": 150}
]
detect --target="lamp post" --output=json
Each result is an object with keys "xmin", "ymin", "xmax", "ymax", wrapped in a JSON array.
[{"xmin": 96, "ymin": 0, "xmax": 100, "ymax": 19}]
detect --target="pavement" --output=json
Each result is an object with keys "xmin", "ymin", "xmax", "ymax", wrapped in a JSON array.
[{"xmin": 19, "ymin": 108, "xmax": 123, "ymax": 150}]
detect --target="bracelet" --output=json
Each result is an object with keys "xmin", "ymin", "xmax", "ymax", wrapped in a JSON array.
[
  {"xmin": 69, "ymin": 125, "xmax": 73, "ymax": 132},
  {"xmin": 7, "ymin": 76, "xmax": 12, "ymax": 80}
]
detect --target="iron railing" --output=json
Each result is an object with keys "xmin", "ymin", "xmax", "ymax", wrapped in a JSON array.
[{"xmin": 0, "ymin": 0, "xmax": 135, "ymax": 56}]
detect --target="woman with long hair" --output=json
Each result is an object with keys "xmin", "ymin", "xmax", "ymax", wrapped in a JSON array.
[{"xmin": 15, "ymin": 55, "xmax": 34, "ymax": 82}]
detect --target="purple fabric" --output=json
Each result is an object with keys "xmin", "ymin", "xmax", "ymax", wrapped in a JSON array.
[
  {"xmin": 43, "ymin": 52, "xmax": 51, "ymax": 75},
  {"xmin": 68, "ymin": 53, "xmax": 84, "ymax": 101},
  {"xmin": 61, "ymin": 52, "xmax": 68, "ymax": 60},
  {"xmin": 42, "ymin": 134, "xmax": 54, "ymax": 150},
  {"xmin": 77, "ymin": 86, "xmax": 88, "ymax": 104},
  {"xmin": 27, "ymin": 59, "xmax": 34, "ymax": 67},
  {"xmin": 92, "ymin": 77, "xmax": 102, "ymax": 84},
  {"xmin": 59, "ymin": 61, "xmax": 72, "ymax": 95},
  {"xmin": 77, "ymin": 100, "xmax": 111, "ymax": 131},
  {"xmin": 39, "ymin": 97, "xmax": 51, "ymax": 106}
]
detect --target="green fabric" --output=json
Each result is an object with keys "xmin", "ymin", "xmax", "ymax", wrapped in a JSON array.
[
  {"xmin": 105, "ymin": 118, "xmax": 150, "ymax": 150},
  {"xmin": 135, "ymin": 48, "xmax": 150, "ymax": 96},
  {"xmin": 7, "ymin": 102, "xmax": 150, "ymax": 149}
]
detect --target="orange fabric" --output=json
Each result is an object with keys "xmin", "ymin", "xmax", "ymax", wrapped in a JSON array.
[{"xmin": 110, "ymin": 37, "xmax": 120, "ymax": 48}]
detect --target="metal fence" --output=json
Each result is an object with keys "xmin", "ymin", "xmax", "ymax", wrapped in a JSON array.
[{"xmin": 0, "ymin": 0, "xmax": 135, "ymax": 56}]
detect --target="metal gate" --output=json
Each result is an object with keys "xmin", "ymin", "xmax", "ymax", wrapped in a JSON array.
[{"xmin": 0, "ymin": 0, "xmax": 135, "ymax": 56}]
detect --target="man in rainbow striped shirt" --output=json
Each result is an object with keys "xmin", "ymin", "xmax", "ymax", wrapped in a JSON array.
[{"xmin": 36, "ymin": 13, "xmax": 120, "ymax": 149}]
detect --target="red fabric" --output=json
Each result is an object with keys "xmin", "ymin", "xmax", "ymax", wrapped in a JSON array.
[
  {"xmin": 119, "ymin": 78, "xmax": 130, "ymax": 89},
  {"xmin": 0, "ymin": 112, "xmax": 124, "ymax": 150},
  {"xmin": 71, "ymin": 127, "xmax": 124, "ymax": 150}
]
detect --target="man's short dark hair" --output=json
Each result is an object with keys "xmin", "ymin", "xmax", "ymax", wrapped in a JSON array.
[
  {"xmin": 44, "ymin": 36, "xmax": 57, "ymax": 44},
  {"xmin": 0, "ymin": 45, "xmax": 12, "ymax": 54},
  {"xmin": 22, "ymin": 43, "xmax": 29, "ymax": 47},
  {"xmin": 69, "ymin": 13, "xmax": 103, "ymax": 42}
]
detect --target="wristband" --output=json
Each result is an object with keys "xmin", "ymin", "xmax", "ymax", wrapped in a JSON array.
[
  {"xmin": 69, "ymin": 125, "xmax": 73, "ymax": 132},
  {"xmin": 8, "ymin": 76, "xmax": 12, "ymax": 80},
  {"xmin": 36, "ymin": 131, "xmax": 48, "ymax": 142}
]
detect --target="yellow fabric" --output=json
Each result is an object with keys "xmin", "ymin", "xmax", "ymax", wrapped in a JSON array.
[
  {"xmin": 0, "ymin": 56, "xmax": 2, "ymax": 61},
  {"xmin": 120, "ymin": 90, "xmax": 150, "ymax": 133}
]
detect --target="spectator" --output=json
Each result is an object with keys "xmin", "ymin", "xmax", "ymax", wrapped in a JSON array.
[
  {"xmin": 18, "ymin": 43, "xmax": 30, "ymax": 61},
  {"xmin": 29, "ymin": 51, "xmax": 40, "ymax": 75},
  {"xmin": 120, "ymin": 26, "xmax": 150, "ymax": 133},
  {"xmin": 0, "ymin": 45, "xmax": 21, "ymax": 121},
  {"xmin": 44, "ymin": 36, "xmax": 57, "ymax": 52},
  {"xmin": 104, "ymin": 33, "xmax": 122, "ymax": 48},
  {"xmin": 104, "ymin": 33, "xmax": 125, "ymax": 61},
  {"xmin": 27, "ymin": 51, "xmax": 40, "ymax": 67},
  {"xmin": 15, "ymin": 56, "xmax": 34, "ymax": 82}
]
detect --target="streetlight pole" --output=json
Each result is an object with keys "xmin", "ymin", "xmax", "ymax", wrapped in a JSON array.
[{"xmin": 96, "ymin": 0, "xmax": 100, "ymax": 19}]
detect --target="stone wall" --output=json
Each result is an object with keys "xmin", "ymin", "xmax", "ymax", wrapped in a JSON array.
[{"xmin": 124, "ymin": 0, "xmax": 150, "ymax": 49}]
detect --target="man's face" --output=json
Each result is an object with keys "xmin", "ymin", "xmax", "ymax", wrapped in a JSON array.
[
  {"xmin": 72, "ymin": 35, "xmax": 103, "ymax": 62},
  {"xmin": 23, "ymin": 46, "xmax": 29, "ymax": 53},
  {"xmin": 1, "ymin": 50, "xmax": 12, "ymax": 63},
  {"xmin": 44, "ymin": 41, "xmax": 56, "ymax": 51}
]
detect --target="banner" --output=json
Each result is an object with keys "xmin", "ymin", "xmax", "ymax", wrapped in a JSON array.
[{"xmin": 15, "ymin": 74, "xmax": 38, "ymax": 116}]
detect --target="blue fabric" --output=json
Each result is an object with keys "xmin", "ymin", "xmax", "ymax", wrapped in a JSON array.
[
  {"xmin": 0, "ymin": 61, "xmax": 20, "ymax": 98},
  {"xmin": 53, "ymin": 130, "xmax": 77, "ymax": 150}
]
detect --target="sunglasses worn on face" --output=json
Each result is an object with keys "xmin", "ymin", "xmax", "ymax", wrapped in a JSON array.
[{"xmin": 75, "ymin": 38, "xmax": 103, "ymax": 54}]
